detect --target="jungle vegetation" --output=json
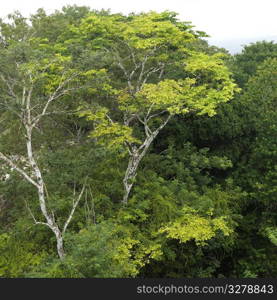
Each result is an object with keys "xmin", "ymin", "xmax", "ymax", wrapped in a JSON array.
[{"xmin": 0, "ymin": 6, "xmax": 276, "ymax": 278}]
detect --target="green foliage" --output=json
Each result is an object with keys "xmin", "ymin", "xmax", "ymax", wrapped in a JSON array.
[
  {"xmin": 159, "ymin": 206, "xmax": 232, "ymax": 246},
  {"xmin": 78, "ymin": 105, "xmax": 140, "ymax": 149},
  {"xmin": 0, "ymin": 7, "xmax": 276, "ymax": 278},
  {"xmin": 0, "ymin": 232, "xmax": 46, "ymax": 277},
  {"xmin": 75, "ymin": 11, "xmax": 239, "ymax": 173},
  {"xmin": 60, "ymin": 222, "xmax": 162, "ymax": 278},
  {"xmin": 231, "ymin": 41, "xmax": 277, "ymax": 87}
]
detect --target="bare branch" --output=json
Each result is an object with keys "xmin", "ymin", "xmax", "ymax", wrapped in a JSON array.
[
  {"xmin": 147, "ymin": 109, "xmax": 168, "ymax": 122},
  {"xmin": 145, "ymin": 103, "xmax": 154, "ymax": 120},
  {"xmin": 158, "ymin": 63, "xmax": 165, "ymax": 79},
  {"xmin": 135, "ymin": 114, "xmax": 145, "ymax": 125},
  {"xmin": 24, "ymin": 199, "xmax": 51, "ymax": 228},
  {"xmin": 136, "ymin": 55, "xmax": 148, "ymax": 92},
  {"xmin": 62, "ymin": 183, "xmax": 86, "ymax": 235},
  {"xmin": 31, "ymin": 74, "xmax": 80, "ymax": 127},
  {"xmin": 123, "ymin": 113, "xmax": 136, "ymax": 126},
  {"xmin": 155, "ymin": 113, "xmax": 172, "ymax": 133},
  {"xmin": 25, "ymin": 85, "xmax": 33, "ymax": 126},
  {"xmin": 141, "ymin": 65, "xmax": 163, "ymax": 88},
  {"xmin": 124, "ymin": 141, "xmax": 134, "ymax": 156},
  {"xmin": 106, "ymin": 113, "xmax": 114, "ymax": 124},
  {"xmin": 0, "ymin": 152, "xmax": 39, "ymax": 188},
  {"xmin": 144, "ymin": 123, "xmax": 153, "ymax": 137},
  {"xmin": 0, "ymin": 74, "xmax": 17, "ymax": 99},
  {"xmin": 122, "ymin": 40, "xmax": 139, "ymax": 69},
  {"xmin": 117, "ymin": 59, "xmax": 133, "ymax": 94},
  {"xmin": 136, "ymin": 46, "xmax": 163, "ymax": 91},
  {"xmin": 22, "ymin": 86, "xmax": 26, "ymax": 106}
]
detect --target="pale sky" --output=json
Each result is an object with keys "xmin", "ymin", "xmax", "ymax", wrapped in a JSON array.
[{"xmin": 1, "ymin": 0, "xmax": 277, "ymax": 53}]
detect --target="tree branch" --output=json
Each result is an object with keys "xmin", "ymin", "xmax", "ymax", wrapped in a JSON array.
[
  {"xmin": 24, "ymin": 199, "xmax": 51, "ymax": 228},
  {"xmin": 0, "ymin": 152, "xmax": 39, "ymax": 188},
  {"xmin": 62, "ymin": 183, "xmax": 86, "ymax": 235},
  {"xmin": 0, "ymin": 74, "xmax": 17, "ymax": 99}
]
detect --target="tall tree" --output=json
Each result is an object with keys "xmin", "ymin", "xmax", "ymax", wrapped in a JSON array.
[
  {"xmin": 0, "ymin": 18, "xmax": 102, "ymax": 258},
  {"xmin": 77, "ymin": 12, "xmax": 239, "ymax": 204}
]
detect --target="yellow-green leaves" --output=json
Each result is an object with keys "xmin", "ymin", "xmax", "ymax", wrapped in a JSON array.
[
  {"xmin": 184, "ymin": 52, "xmax": 240, "ymax": 116},
  {"xmin": 72, "ymin": 222, "xmax": 163, "ymax": 277},
  {"xmin": 78, "ymin": 12, "xmax": 195, "ymax": 51},
  {"xmin": 14, "ymin": 37, "xmax": 76, "ymax": 96},
  {"xmin": 78, "ymin": 106, "xmax": 140, "ymax": 149},
  {"xmin": 121, "ymin": 63, "xmax": 237, "ymax": 118},
  {"xmin": 264, "ymin": 227, "xmax": 277, "ymax": 246},
  {"xmin": 76, "ymin": 11, "xmax": 239, "ymax": 125},
  {"xmin": 159, "ymin": 206, "xmax": 233, "ymax": 246},
  {"xmin": 111, "ymin": 237, "xmax": 162, "ymax": 276},
  {"xmin": 0, "ymin": 233, "xmax": 46, "ymax": 277},
  {"xmin": 118, "ymin": 12, "xmax": 195, "ymax": 50},
  {"xmin": 76, "ymin": 12, "xmax": 240, "ymax": 173},
  {"xmin": 76, "ymin": 15, "xmax": 120, "ymax": 49},
  {"xmin": 136, "ymin": 79, "xmax": 195, "ymax": 114}
]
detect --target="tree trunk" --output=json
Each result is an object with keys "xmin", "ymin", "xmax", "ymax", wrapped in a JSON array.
[
  {"xmin": 26, "ymin": 129, "xmax": 66, "ymax": 259},
  {"xmin": 122, "ymin": 115, "xmax": 171, "ymax": 205},
  {"xmin": 0, "ymin": 81, "xmax": 82, "ymax": 260},
  {"xmin": 122, "ymin": 134, "xmax": 156, "ymax": 205},
  {"xmin": 122, "ymin": 155, "xmax": 140, "ymax": 205},
  {"xmin": 54, "ymin": 229, "xmax": 66, "ymax": 260}
]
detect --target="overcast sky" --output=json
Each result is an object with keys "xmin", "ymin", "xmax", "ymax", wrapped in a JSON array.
[{"xmin": 1, "ymin": 0, "xmax": 276, "ymax": 53}]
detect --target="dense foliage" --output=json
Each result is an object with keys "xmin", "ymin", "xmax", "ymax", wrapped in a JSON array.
[{"xmin": 0, "ymin": 6, "xmax": 276, "ymax": 278}]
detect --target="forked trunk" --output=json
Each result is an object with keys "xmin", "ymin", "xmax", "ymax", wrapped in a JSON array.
[
  {"xmin": 122, "ymin": 134, "xmax": 156, "ymax": 204},
  {"xmin": 122, "ymin": 115, "xmax": 171, "ymax": 204}
]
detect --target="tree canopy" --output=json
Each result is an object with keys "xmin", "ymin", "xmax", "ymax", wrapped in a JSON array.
[{"xmin": 0, "ymin": 7, "xmax": 276, "ymax": 278}]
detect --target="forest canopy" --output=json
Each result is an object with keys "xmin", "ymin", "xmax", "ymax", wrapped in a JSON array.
[{"xmin": 0, "ymin": 6, "xmax": 276, "ymax": 278}]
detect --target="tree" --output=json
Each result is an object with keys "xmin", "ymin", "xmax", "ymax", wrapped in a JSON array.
[
  {"xmin": 231, "ymin": 41, "xmax": 277, "ymax": 87},
  {"xmin": 77, "ymin": 12, "xmax": 239, "ymax": 204},
  {"xmin": 0, "ymin": 19, "xmax": 101, "ymax": 258}
]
